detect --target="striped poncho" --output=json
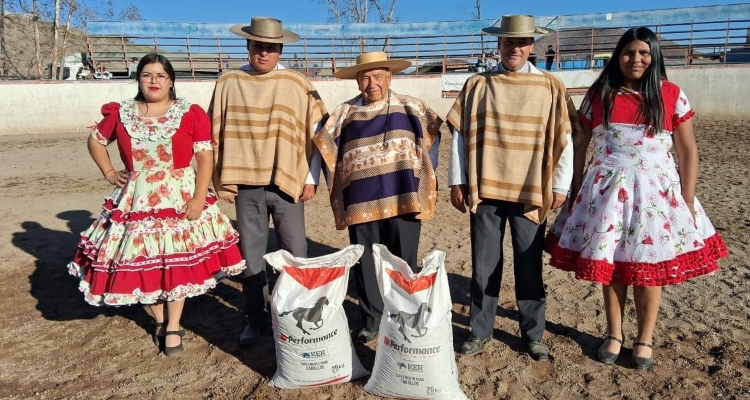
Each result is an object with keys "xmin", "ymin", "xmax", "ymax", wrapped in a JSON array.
[
  {"xmin": 209, "ymin": 69, "xmax": 328, "ymax": 201},
  {"xmin": 314, "ymin": 92, "xmax": 448, "ymax": 230},
  {"xmin": 446, "ymin": 71, "xmax": 572, "ymax": 224}
]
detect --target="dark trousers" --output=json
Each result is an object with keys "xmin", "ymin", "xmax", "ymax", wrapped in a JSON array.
[
  {"xmin": 348, "ymin": 215, "xmax": 421, "ymax": 331},
  {"xmin": 469, "ymin": 200, "xmax": 547, "ymax": 340},
  {"xmin": 235, "ymin": 185, "xmax": 307, "ymax": 324}
]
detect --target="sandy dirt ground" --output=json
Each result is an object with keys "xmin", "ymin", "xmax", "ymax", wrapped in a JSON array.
[{"xmin": 0, "ymin": 116, "xmax": 748, "ymax": 400}]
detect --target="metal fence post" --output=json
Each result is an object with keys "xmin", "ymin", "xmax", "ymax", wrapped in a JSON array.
[
  {"xmin": 186, "ymin": 37, "xmax": 195, "ymax": 79},
  {"xmin": 724, "ymin": 19, "xmax": 731, "ymax": 64},
  {"xmin": 688, "ymin": 20, "xmax": 694, "ymax": 66}
]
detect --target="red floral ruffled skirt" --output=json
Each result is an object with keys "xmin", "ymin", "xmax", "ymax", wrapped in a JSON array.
[{"xmin": 68, "ymin": 170, "xmax": 245, "ymax": 306}]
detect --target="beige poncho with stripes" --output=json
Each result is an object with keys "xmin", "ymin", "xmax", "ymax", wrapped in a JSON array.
[
  {"xmin": 446, "ymin": 71, "xmax": 572, "ymax": 224},
  {"xmin": 210, "ymin": 69, "xmax": 328, "ymax": 201}
]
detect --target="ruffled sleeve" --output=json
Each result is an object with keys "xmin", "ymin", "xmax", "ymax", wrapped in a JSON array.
[
  {"xmin": 189, "ymin": 104, "xmax": 213, "ymax": 153},
  {"xmin": 90, "ymin": 102, "xmax": 121, "ymax": 145},
  {"xmin": 673, "ymin": 88, "xmax": 695, "ymax": 128}
]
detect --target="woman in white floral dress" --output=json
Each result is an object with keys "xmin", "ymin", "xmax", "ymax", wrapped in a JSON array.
[
  {"xmin": 545, "ymin": 28, "xmax": 727, "ymax": 370},
  {"xmin": 68, "ymin": 53, "xmax": 246, "ymax": 356}
]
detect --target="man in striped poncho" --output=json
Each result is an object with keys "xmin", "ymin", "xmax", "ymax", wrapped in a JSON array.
[
  {"xmin": 210, "ymin": 17, "xmax": 328, "ymax": 347},
  {"xmin": 313, "ymin": 52, "xmax": 449, "ymax": 344},
  {"xmin": 447, "ymin": 15, "xmax": 578, "ymax": 360}
]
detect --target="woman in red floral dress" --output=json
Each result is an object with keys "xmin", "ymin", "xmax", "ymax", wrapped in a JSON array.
[
  {"xmin": 68, "ymin": 53, "xmax": 246, "ymax": 356},
  {"xmin": 545, "ymin": 28, "xmax": 727, "ymax": 370}
]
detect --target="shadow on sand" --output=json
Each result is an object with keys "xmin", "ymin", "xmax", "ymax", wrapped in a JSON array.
[
  {"xmin": 446, "ymin": 271, "xmax": 604, "ymax": 362},
  {"xmin": 14, "ymin": 210, "xmax": 375, "ymax": 378},
  {"xmin": 16, "ymin": 210, "xmax": 146, "ymax": 329},
  {"xmin": 18, "ymin": 212, "xmax": 606, "ymax": 375}
]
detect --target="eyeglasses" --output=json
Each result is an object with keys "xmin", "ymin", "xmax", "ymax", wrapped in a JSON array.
[{"xmin": 139, "ymin": 73, "xmax": 170, "ymax": 83}]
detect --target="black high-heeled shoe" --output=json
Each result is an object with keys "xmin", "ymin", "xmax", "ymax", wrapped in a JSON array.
[
  {"xmin": 163, "ymin": 331, "xmax": 184, "ymax": 357},
  {"xmin": 597, "ymin": 333, "xmax": 624, "ymax": 364},
  {"xmin": 632, "ymin": 342, "xmax": 654, "ymax": 370}
]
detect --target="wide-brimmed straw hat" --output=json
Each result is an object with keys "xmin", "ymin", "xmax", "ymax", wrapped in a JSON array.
[
  {"xmin": 481, "ymin": 15, "xmax": 554, "ymax": 37},
  {"xmin": 334, "ymin": 51, "xmax": 411, "ymax": 79},
  {"xmin": 229, "ymin": 17, "xmax": 300, "ymax": 43}
]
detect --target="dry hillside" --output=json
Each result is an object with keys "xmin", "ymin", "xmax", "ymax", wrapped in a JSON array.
[{"xmin": 2, "ymin": 12, "xmax": 90, "ymax": 79}]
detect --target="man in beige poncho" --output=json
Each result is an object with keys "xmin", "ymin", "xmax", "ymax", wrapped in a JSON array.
[
  {"xmin": 210, "ymin": 17, "xmax": 328, "ymax": 346},
  {"xmin": 447, "ymin": 15, "xmax": 577, "ymax": 359}
]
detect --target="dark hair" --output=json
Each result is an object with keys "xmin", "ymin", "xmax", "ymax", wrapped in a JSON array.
[
  {"xmin": 134, "ymin": 52, "xmax": 177, "ymax": 102},
  {"xmin": 584, "ymin": 27, "xmax": 667, "ymax": 132}
]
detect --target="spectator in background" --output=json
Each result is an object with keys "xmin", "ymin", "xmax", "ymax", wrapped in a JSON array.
[
  {"xmin": 95, "ymin": 64, "xmax": 112, "ymax": 80},
  {"xmin": 474, "ymin": 53, "xmax": 487, "ymax": 73},
  {"xmin": 545, "ymin": 45, "xmax": 556, "ymax": 71},
  {"xmin": 128, "ymin": 57, "xmax": 139, "ymax": 79},
  {"xmin": 487, "ymin": 51, "xmax": 497, "ymax": 68},
  {"xmin": 77, "ymin": 59, "xmax": 96, "ymax": 80}
]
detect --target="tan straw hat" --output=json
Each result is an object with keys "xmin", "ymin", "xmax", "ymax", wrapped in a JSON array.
[
  {"xmin": 334, "ymin": 51, "xmax": 411, "ymax": 79},
  {"xmin": 229, "ymin": 16, "xmax": 300, "ymax": 43},
  {"xmin": 481, "ymin": 15, "xmax": 554, "ymax": 37}
]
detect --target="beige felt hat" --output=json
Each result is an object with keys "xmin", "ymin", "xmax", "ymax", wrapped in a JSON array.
[
  {"xmin": 481, "ymin": 15, "xmax": 554, "ymax": 37},
  {"xmin": 229, "ymin": 16, "xmax": 300, "ymax": 43},
  {"xmin": 334, "ymin": 51, "xmax": 411, "ymax": 79}
]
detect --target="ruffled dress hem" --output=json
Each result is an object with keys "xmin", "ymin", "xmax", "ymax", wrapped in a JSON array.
[
  {"xmin": 545, "ymin": 232, "xmax": 728, "ymax": 286},
  {"xmin": 68, "ymin": 192, "xmax": 247, "ymax": 306},
  {"xmin": 68, "ymin": 225, "xmax": 245, "ymax": 306},
  {"xmin": 68, "ymin": 259, "xmax": 245, "ymax": 306}
]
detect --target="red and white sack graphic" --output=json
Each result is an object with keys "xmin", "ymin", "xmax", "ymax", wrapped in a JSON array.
[
  {"xmin": 263, "ymin": 245, "xmax": 369, "ymax": 389},
  {"xmin": 364, "ymin": 244, "xmax": 468, "ymax": 399}
]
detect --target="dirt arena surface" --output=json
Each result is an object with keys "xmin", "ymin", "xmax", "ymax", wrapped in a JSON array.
[{"xmin": 0, "ymin": 116, "xmax": 748, "ymax": 400}]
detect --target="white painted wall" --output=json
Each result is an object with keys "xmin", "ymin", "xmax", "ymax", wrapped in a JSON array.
[
  {"xmin": 1, "ymin": 65, "xmax": 747, "ymax": 136},
  {"xmin": 668, "ymin": 67, "xmax": 749, "ymax": 117}
]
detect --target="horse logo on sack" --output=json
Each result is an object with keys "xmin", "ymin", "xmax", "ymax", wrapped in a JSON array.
[
  {"xmin": 389, "ymin": 302, "xmax": 431, "ymax": 343},
  {"xmin": 279, "ymin": 296, "xmax": 329, "ymax": 335}
]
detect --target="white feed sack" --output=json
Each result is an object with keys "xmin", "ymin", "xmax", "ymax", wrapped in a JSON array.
[
  {"xmin": 364, "ymin": 244, "xmax": 468, "ymax": 399},
  {"xmin": 263, "ymin": 244, "xmax": 370, "ymax": 389}
]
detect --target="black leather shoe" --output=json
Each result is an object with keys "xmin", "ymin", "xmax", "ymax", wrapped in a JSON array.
[
  {"xmin": 459, "ymin": 335, "xmax": 490, "ymax": 355},
  {"xmin": 153, "ymin": 321, "xmax": 186, "ymax": 347},
  {"xmin": 239, "ymin": 322, "xmax": 263, "ymax": 346},
  {"xmin": 163, "ymin": 331, "xmax": 184, "ymax": 357},
  {"xmin": 526, "ymin": 340, "xmax": 549, "ymax": 361},
  {"xmin": 598, "ymin": 334, "xmax": 624, "ymax": 364},
  {"xmin": 355, "ymin": 328, "xmax": 378, "ymax": 344},
  {"xmin": 632, "ymin": 342, "xmax": 654, "ymax": 370}
]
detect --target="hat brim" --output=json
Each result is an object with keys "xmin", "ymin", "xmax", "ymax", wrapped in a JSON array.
[
  {"xmin": 481, "ymin": 26, "xmax": 554, "ymax": 37},
  {"xmin": 334, "ymin": 60, "xmax": 412, "ymax": 79},
  {"xmin": 229, "ymin": 25, "xmax": 301, "ymax": 43}
]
